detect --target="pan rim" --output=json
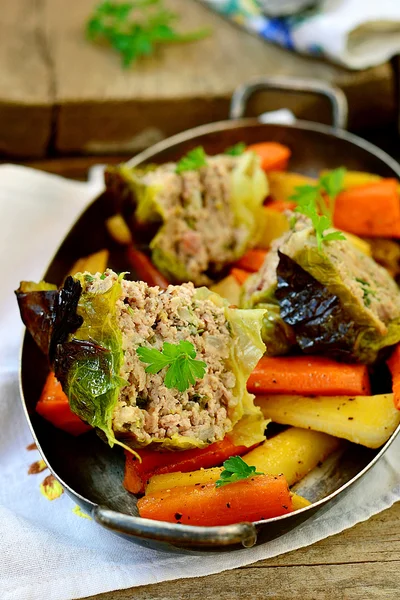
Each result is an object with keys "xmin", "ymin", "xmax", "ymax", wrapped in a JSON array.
[{"xmin": 126, "ymin": 117, "xmax": 400, "ymax": 179}]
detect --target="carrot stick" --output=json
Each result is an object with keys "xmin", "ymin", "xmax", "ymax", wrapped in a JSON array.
[
  {"xmin": 126, "ymin": 245, "xmax": 169, "ymax": 288},
  {"xmin": 137, "ymin": 474, "xmax": 292, "ymax": 525},
  {"xmin": 333, "ymin": 179, "xmax": 400, "ymax": 238},
  {"xmin": 230, "ymin": 267, "xmax": 251, "ymax": 285},
  {"xmin": 266, "ymin": 200, "xmax": 297, "ymax": 212},
  {"xmin": 36, "ymin": 372, "xmax": 92, "ymax": 436},
  {"xmin": 234, "ymin": 249, "xmax": 267, "ymax": 272},
  {"xmin": 124, "ymin": 435, "xmax": 251, "ymax": 495},
  {"xmin": 247, "ymin": 356, "xmax": 371, "ymax": 396},
  {"xmin": 123, "ymin": 460, "xmax": 144, "ymax": 495},
  {"xmin": 387, "ymin": 345, "xmax": 400, "ymax": 409},
  {"xmin": 247, "ymin": 142, "xmax": 291, "ymax": 172}
]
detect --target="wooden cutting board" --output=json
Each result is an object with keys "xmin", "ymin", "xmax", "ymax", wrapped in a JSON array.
[{"xmin": 0, "ymin": 0, "xmax": 397, "ymax": 158}]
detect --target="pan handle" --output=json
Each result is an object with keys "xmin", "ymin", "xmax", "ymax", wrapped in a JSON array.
[
  {"xmin": 230, "ymin": 76, "xmax": 348, "ymax": 130},
  {"xmin": 93, "ymin": 506, "xmax": 257, "ymax": 548}
]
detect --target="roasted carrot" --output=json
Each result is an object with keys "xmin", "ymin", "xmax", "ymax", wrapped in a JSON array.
[
  {"xmin": 234, "ymin": 249, "xmax": 267, "ymax": 272},
  {"xmin": 137, "ymin": 474, "xmax": 292, "ymax": 525},
  {"xmin": 247, "ymin": 142, "xmax": 291, "ymax": 172},
  {"xmin": 126, "ymin": 245, "xmax": 169, "ymax": 288},
  {"xmin": 124, "ymin": 435, "xmax": 251, "ymax": 494},
  {"xmin": 36, "ymin": 372, "xmax": 92, "ymax": 436},
  {"xmin": 387, "ymin": 345, "xmax": 400, "ymax": 409},
  {"xmin": 266, "ymin": 200, "xmax": 297, "ymax": 212},
  {"xmin": 333, "ymin": 179, "xmax": 400, "ymax": 238},
  {"xmin": 247, "ymin": 356, "xmax": 371, "ymax": 396},
  {"xmin": 230, "ymin": 267, "xmax": 251, "ymax": 285}
]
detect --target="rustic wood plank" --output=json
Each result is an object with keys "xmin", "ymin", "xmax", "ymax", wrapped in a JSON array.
[
  {"xmin": 84, "ymin": 561, "xmax": 400, "ymax": 600},
  {"xmin": 81, "ymin": 502, "xmax": 400, "ymax": 600},
  {"xmin": 0, "ymin": 0, "xmax": 396, "ymax": 157},
  {"xmin": 0, "ymin": 0, "xmax": 52, "ymax": 157},
  {"xmin": 42, "ymin": 0, "xmax": 396, "ymax": 154}
]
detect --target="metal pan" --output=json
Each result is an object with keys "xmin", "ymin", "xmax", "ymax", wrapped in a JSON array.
[{"xmin": 20, "ymin": 77, "xmax": 400, "ymax": 551}]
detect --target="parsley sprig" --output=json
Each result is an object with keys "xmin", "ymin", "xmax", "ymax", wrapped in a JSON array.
[
  {"xmin": 224, "ymin": 142, "xmax": 246, "ymax": 156},
  {"xmin": 215, "ymin": 456, "xmax": 263, "ymax": 488},
  {"xmin": 86, "ymin": 1, "xmax": 211, "ymax": 68},
  {"xmin": 290, "ymin": 167, "xmax": 347, "ymax": 251},
  {"xmin": 137, "ymin": 340, "xmax": 207, "ymax": 392},
  {"xmin": 175, "ymin": 147, "xmax": 207, "ymax": 174}
]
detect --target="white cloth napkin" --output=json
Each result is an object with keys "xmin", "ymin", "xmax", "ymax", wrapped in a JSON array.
[
  {"xmin": 203, "ymin": 0, "xmax": 400, "ymax": 70},
  {"xmin": 1, "ymin": 163, "xmax": 400, "ymax": 600}
]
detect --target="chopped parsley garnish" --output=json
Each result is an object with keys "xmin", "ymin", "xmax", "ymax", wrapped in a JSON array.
[
  {"xmin": 136, "ymin": 340, "xmax": 207, "ymax": 392},
  {"xmin": 100, "ymin": 273, "xmax": 106, "ymax": 280},
  {"xmin": 291, "ymin": 167, "xmax": 347, "ymax": 251},
  {"xmin": 215, "ymin": 456, "xmax": 263, "ymax": 488},
  {"xmin": 355, "ymin": 277, "xmax": 378, "ymax": 307},
  {"xmin": 86, "ymin": 0, "xmax": 211, "ymax": 68},
  {"xmin": 175, "ymin": 147, "xmax": 207, "ymax": 173},
  {"xmin": 224, "ymin": 142, "xmax": 246, "ymax": 156},
  {"xmin": 84, "ymin": 274, "xmax": 95, "ymax": 283}
]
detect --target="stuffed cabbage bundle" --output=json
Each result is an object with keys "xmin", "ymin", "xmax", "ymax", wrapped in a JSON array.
[
  {"xmin": 106, "ymin": 151, "xmax": 268, "ymax": 285},
  {"xmin": 242, "ymin": 216, "xmax": 400, "ymax": 364},
  {"xmin": 16, "ymin": 271, "xmax": 267, "ymax": 451}
]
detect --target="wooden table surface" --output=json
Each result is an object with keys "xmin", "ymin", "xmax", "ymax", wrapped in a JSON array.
[
  {"xmin": 1, "ymin": 0, "xmax": 398, "ymax": 158},
  {"xmin": 82, "ymin": 504, "xmax": 400, "ymax": 600},
  {"xmin": 25, "ymin": 156, "xmax": 400, "ymax": 600}
]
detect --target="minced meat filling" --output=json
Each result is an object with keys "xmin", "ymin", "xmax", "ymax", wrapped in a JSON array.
[
  {"xmin": 141, "ymin": 156, "xmax": 248, "ymax": 285},
  {"xmin": 112, "ymin": 278, "xmax": 237, "ymax": 445},
  {"xmin": 280, "ymin": 221, "xmax": 400, "ymax": 333}
]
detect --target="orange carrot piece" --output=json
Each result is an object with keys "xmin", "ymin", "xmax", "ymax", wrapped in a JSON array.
[
  {"xmin": 247, "ymin": 356, "xmax": 371, "ymax": 396},
  {"xmin": 126, "ymin": 245, "xmax": 169, "ymax": 288},
  {"xmin": 123, "ymin": 435, "xmax": 251, "ymax": 495},
  {"xmin": 266, "ymin": 200, "xmax": 297, "ymax": 212},
  {"xmin": 36, "ymin": 372, "xmax": 92, "ymax": 436},
  {"xmin": 230, "ymin": 268, "xmax": 251, "ymax": 285},
  {"xmin": 387, "ymin": 345, "xmax": 400, "ymax": 409},
  {"xmin": 235, "ymin": 249, "xmax": 268, "ymax": 272},
  {"xmin": 334, "ymin": 179, "xmax": 400, "ymax": 238},
  {"xmin": 137, "ymin": 474, "xmax": 292, "ymax": 525},
  {"xmin": 247, "ymin": 142, "xmax": 291, "ymax": 172},
  {"xmin": 123, "ymin": 461, "xmax": 144, "ymax": 495}
]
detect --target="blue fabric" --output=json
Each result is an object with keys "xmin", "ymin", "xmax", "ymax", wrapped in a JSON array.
[{"xmin": 202, "ymin": 0, "xmax": 320, "ymax": 55}]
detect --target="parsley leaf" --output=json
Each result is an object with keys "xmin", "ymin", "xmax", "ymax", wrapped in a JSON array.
[
  {"xmin": 86, "ymin": 1, "xmax": 211, "ymax": 68},
  {"xmin": 291, "ymin": 167, "xmax": 347, "ymax": 251},
  {"xmin": 215, "ymin": 456, "xmax": 263, "ymax": 488},
  {"xmin": 224, "ymin": 142, "xmax": 246, "ymax": 156},
  {"xmin": 320, "ymin": 167, "xmax": 347, "ymax": 199},
  {"xmin": 136, "ymin": 340, "xmax": 207, "ymax": 392},
  {"xmin": 175, "ymin": 147, "xmax": 207, "ymax": 174}
]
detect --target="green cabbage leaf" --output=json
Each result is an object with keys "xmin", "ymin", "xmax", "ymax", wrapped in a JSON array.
[
  {"xmin": 17, "ymin": 274, "xmax": 267, "ymax": 452},
  {"xmin": 106, "ymin": 152, "xmax": 268, "ymax": 285},
  {"xmin": 259, "ymin": 302, "xmax": 295, "ymax": 356},
  {"xmin": 53, "ymin": 273, "xmax": 142, "ymax": 455},
  {"xmin": 276, "ymin": 246, "xmax": 400, "ymax": 365},
  {"xmin": 195, "ymin": 287, "xmax": 267, "ymax": 441},
  {"xmin": 229, "ymin": 151, "xmax": 269, "ymax": 252}
]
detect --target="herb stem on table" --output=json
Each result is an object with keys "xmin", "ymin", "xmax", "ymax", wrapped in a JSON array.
[{"xmin": 86, "ymin": 0, "xmax": 211, "ymax": 68}]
